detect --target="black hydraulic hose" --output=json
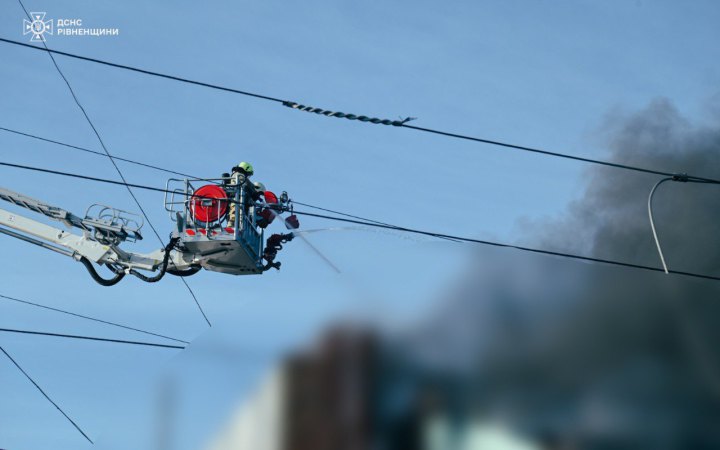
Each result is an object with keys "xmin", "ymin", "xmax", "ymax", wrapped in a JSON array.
[
  {"xmin": 166, "ymin": 266, "xmax": 202, "ymax": 277},
  {"xmin": 79, "ymin": 257, "xmax": 126, "ymax": 286},
  {"xmin": 129, "ymin": 237, "xmax": 180, "ymax": 283}
]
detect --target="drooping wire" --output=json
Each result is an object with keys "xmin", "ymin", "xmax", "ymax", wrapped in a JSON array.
[
  {"xmin": 0, "ymin": 345, "xmax": 93, "ymax": 444},
  {"xmin": 2, "ymin": 160, "xmax": 719, "ymax": 282},
  {"xmin": 14, "ymin": 2, "xmax": 210, "ymax": 327},
  {"xmin": 646, "ymin": 174, "xmax": 718, "ymax": 275},
  {"xmin": 2, "ymin": 36, "xmax": 719, "ymax": 185},
  {"xmin": 648, "ymin": 177, "xmax": 674, "ymax": 274},
  {"xmin": 0, "ymin": 293, "xmax": 189, "ymax": 344},
  {"xmin": 0, "ymin": 328, "xmax": 185, "ymax": 349}
]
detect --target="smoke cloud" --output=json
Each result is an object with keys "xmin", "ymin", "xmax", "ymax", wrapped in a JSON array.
[{"xmin": 394, "ymin": 98, "xmax": 720, "ymax": 448}]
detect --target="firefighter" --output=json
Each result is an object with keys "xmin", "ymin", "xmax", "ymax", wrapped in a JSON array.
[
  {"xmin": 227, "ymin": 162, "xmax": 254, "ymax": 226},
  {"xmin": 252, "ymin": 181, "xmax": 265, "ymax": 192},
  {"xmin": 253, "ymin": 181, "xmax": 275, "ymax": 229},
  {"xmin": 251, "ymin": 181, "xmax": 266, "ymax": 201}
]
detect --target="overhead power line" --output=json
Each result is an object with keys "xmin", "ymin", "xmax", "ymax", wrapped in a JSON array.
[
  {"xmin": 290, "ymin": 210, "xmax": 720, "ymax": 282},
  {"xmin": 2, "ymin": 36, "xmax": 719, "ymax": 184},
  {"xmin": 0, "ymin": 37, "xmax": 287, "ymax": 102},
  {"xmin": 10, "ymin": 5, "xmax": 210, "ymax": 328},
  {"xmin": 0, "ymin": 127, "xmax": 461, "ymax": 245},
  {"xmin": 0, "ymin": 345, "xmax": 93, "ymax": 443},
  {"xmin": 0, "ymin": 126, "xmax": 209, "ymax": 181},
  {"xmin": 0, "ymin": 293, "xmax": 189, "ymax": 344},
  {"xmin": 0, "ymin": 328, "xmax": 186, "ymax": 349},
  {"xmin": 1, "ymin": 160, "xmax": 718, "ymax": 282},
  {"xmin": 291, "ymin": 200, "xmax": 462, "ymax": 243},
  {"xmin": 397, "ymin": 124, "xmax": 720, "ymax": 184}
]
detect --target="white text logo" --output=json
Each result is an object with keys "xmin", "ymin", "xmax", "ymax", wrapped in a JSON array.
[
  {"xmin": 23, "ymin": 12, "xmax": 53, "ymax": 42},
  {"xmin": 22, "ymin": 12, "xmax": 119, "ymax": 41}
]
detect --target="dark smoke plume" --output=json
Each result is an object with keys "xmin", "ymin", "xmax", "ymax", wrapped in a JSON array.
[{"xmin": 391, "ymin": 98, "xmax": 720, "ymax": 449}]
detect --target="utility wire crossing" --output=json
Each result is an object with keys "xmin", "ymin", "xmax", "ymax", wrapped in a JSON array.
[
  {"xmin": 8, "ymin": 125, "xmax": 710, "ymax": 257},
  {"xmin": 2, "ymin": 24, "xmax": 718, "ymax": 449},
  {"xmin": 1, "ymin": 160, "xmax": 718, "ymax": 282},
  {"xmin": 2, "ymin": 36, "xmax": 719, "ymax": 185},
  {"xmin": 3, "ymin": 20, "xmax": 210, "ymax": 328}
]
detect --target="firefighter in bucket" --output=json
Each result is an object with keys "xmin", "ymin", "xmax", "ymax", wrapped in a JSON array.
[{"xmin": 190, "ymin": 162, "xmax": 301, "ymax": 271}]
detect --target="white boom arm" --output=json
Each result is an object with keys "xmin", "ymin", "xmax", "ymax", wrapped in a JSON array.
[
  {"xmin": 0, "ymin": 206, "xmax": 167, "ymax": 269},
  {"xmin": 0, "ymin": 187, "xmax": 193, "ymax": 285},
  {"xmin": 0, "ymin": 207, "xmax": 116, "ymax": 262},
  {"xmin": 0, "ymin": 181, "xmax": 288, "ymax": 284}
]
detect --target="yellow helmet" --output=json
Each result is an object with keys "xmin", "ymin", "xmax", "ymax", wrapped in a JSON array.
[{"xmin": 235, "ymin": 161, "xmax": 254, "ymax": 176}]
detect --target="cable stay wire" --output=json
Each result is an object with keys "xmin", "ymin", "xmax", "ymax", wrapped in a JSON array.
[
  {"xmin": 0, "ymin": 293, "xmax": 189, "ymax": 344},
  {"xmin": 1, "ymin": 160, "xmax": 718, "ymax": 283},
  {"xmin": 14, "ymin": 2, "xmax": 210, "ymax": 327},
  {"xmin": 2, "ymin": 36, "xmax": 719, "ymax": 185},
  {"xmin": 0, "ymin": 345, "xmax": 93, "ymax": 443},
  {"xmin": 0, "ymin": 328, "xmax": 186, "ymax": 349}
]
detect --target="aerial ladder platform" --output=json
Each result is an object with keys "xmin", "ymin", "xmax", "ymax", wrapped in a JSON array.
[{"xmin": 0, "ymin": 176, "xmax": 296, "ymax": 285}]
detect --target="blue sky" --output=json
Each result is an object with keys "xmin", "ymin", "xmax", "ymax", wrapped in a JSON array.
[{"xmin": 1, "ymin": 1, "xmax": 719, "ymax": 448}]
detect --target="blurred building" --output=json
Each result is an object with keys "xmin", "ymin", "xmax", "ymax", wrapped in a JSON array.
[
  {"xmin": 206, "ymin": 327, "xmax": 375, "ymax": 450},
  {"xmin": 205, "ymin": 326, "xmax": 538, "ymax": 450}
]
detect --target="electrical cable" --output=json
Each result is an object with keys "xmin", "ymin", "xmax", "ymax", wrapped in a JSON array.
[
  {"xmin": 398, "ymin": 123, "xmax": 720, "ymax": 185},
  {"xmin": 290, "ymin": 209, "xmax": 720, "ymax": 282},
  {"xmin": 258, "ymin": 197, "xmax": 342, "ymax": 273},
  {"xmin": 0, "ymin": 126, "xmax": 419, "ymax": 244},
  {"xmin": 0, "ymin": 37, "xmax": 286, "ymax": 103},
  {"xmin": 0, "ymin": 293, "xmax": 189, "ymax": 344},
  {"xmin": 2, "ymin": 36, "xmax": 719, "ymax": 185},
  {"xmin": 0, "ymin": 345, "xmax": 93, "ymax": 444},
  {"xmin": 646, "ymin": 174, "xmax": 717, "ymax": 275},
  {"xmin": 14, "ymin": 3, "xmax": 210, "ymax": 327},
  {"xmin": 291, "ymin": 200, "xmax": 462, "ymax": 243},
  {"xmin": 0, "ymin": 328, "xmax": 185, "ymax": 349},
  {"xmin": 7, "ymin": 123, "xmax": 715, "ymax": 260},
  {"xmin": 2, "ymin": 160, "xmax": 718, "ymax": 282},
  {"xmin": 0, "ymin": 126, "xmax": 212, "ymax": 181},
  {"xmin": 648, "ymin": 177, "xmax": 674, "ymax": 274}
]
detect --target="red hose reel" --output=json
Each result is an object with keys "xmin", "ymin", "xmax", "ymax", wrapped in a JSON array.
[{"xmin": 189, "ymin": 185, "xmax": 228, "ymax": 225}]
